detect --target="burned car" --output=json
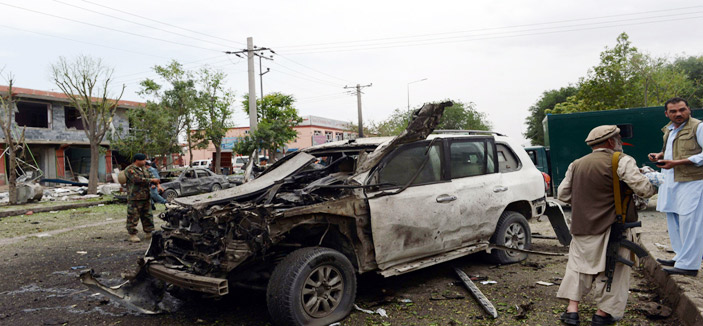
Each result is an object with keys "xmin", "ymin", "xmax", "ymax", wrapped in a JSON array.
[
  {"xmin": 82, "ymin": 102, "xmax": 557, "ymax": 326},
  {"xmin": 159, "ymin": 167, "xmax": 230, "ymax": 202}
]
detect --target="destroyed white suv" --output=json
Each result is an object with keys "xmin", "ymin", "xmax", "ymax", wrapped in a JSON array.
[{"xmin": 81, "ymin": 102, "xmax": 548, "ymax": 326}]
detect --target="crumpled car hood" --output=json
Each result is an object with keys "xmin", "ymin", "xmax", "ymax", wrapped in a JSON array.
[{"xmin": 174, "ymin": 152, "xmax": 317, "ymax": 210}]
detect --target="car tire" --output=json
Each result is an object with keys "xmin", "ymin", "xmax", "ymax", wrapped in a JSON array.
[
  {"xmin": 162, "ymin": 189, "xmax": 177, "ymax": 202},
  {"xmin": 267, "ymin": 247, "xmax": 356, "ymax": 326},
  {"xmin": 488, "ymin": 210, "xmax": 531, "ymax": 264},
  {"xmin": 210, "ymin": 183, "xmax": 221, "ymax": 192}
]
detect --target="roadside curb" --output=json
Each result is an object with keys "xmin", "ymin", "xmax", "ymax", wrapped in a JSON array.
[
  {"xmin": 0, "ymin": 199, "xmax": 117, "ymax": 219},
  {"xmin": 637, "ymin": 233, "xmax": 703, "ymax": 326}
]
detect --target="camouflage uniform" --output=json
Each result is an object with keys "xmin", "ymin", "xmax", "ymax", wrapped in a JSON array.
[{"xmin": 125, "ymin": 164, "xmax": 154, "ymax": 235}]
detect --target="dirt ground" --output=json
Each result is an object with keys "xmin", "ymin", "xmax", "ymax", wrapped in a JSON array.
[{"xmin": 0, "ymin": 204, "xmax": 681, "ymax": 325}]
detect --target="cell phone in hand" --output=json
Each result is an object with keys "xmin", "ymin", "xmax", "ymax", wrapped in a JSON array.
[{"xmin": 655, "ymin": 161, "xmax": 665, "ymax": 166}]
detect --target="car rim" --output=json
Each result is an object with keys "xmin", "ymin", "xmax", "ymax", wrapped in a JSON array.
[
  {"xmin": 213, "ymin": 184, "xmax": 221, "ymax": 191},
  {"xmin": 503, "ymin": 222, "xmax": 526, "ymax": 257},
  {"xmin": 166, "ymin": 192, "xmax": 176, "ymax": 201},
  {"xmin": 301, "ymin": 265, "xmax": 344, "ymax": 318}
]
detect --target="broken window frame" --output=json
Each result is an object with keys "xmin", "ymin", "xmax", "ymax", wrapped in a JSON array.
[
  {"xmin": 63, "ymin": 106, "xmax": 86, "ymax": 130},
  {"xmin": 14, "ymin": 100, "xmax": 51, "ymax": 129},
  {"xmin": 371, "ymin": 140, "xmax": 446, "ymax": 189}
]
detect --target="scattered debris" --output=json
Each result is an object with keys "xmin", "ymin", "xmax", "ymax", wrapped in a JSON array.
[
  {"xmin": 639, "ymin": 302, "xmax": 672, "ymax": 319},
  {"xmin": 76, "ymin": 251, "xmax": 88, "ymax": 255},
  {"xmin": 71, "ymin": 266, "xmax": 87, "ymax": 270},
  {"xmin": 49, "ymin": 211, "xmax": 58, "ymax": 214},
  {"xmin": 536, "ymin": 281, "xmax": 555, "ymax": 286},
  {"xmin": 34, "ymin": 233, "xmax": 50, "ymax": 238},
  {"xmin": 399, "ymin": 298, "xmax": 413, "ymax": 303},
  {"xmin": 454, "ymin": 267, "xmax": 498, "ymax": 318},
  {"xmin": 469, "ymin": 275, "xmax": 488, "ymax": 282},
  {"xmin": 25, "ymin": 211, "xmax": 33, "ymax": 215},
  {"xmin": 521, "ymin": 261, "xmax": 545, "ymax": 269},
  {"xmin": 430, "ymin": 292, "xmax": 465, "ymax": 301},
  {"xmin": 514, "ymin": 302, "xmax": 533, "ymax": 320},
  {"xmin": 353, "ymin": 304, "xmax": 388, "ymax": 317},
  {"xmin": 480, "ymin": 280, "xmax": 497, "ymax": 285}
]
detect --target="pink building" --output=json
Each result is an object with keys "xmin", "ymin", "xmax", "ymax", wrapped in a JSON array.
[{"xmin": 185, "ymin": 115, "xmax": 356, "ymax": 164}]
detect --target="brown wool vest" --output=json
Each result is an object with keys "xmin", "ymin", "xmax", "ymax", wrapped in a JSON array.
[
  {"xmin": 570, "ymin": 150, "xmax": 637, "ymax": 235},
  {"xmin": 662, "ymin": 118, "xmax": 703, "ymax": 182}
]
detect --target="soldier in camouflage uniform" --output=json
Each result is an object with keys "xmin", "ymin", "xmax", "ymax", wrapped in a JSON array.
[{"xmin": 125, "ymin": 153, "xmax": 160, "ymax": 242}]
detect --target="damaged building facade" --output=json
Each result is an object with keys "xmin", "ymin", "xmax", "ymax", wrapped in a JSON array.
[{"xmin": 0, "ymin": 86, "xmax": 137, "ymax": 184}]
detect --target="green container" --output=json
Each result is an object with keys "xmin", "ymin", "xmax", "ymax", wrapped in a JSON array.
[{"xmin": 540, "ymin": 106, "xmax": 703, "ymax": 195}]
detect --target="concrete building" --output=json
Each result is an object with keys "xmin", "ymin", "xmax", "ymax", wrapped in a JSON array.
[
  {"xmin": 0, "ymin": 85, "xmax": 139, "ymax": 184},
  {"xmin": 185, "ymin": 115, "xmax": 355, "ymax": 164}
]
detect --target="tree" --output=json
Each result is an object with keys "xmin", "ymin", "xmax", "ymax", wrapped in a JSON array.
[
  {"xmin": 236, "ymin": 93, "xmax": 302, "ymax": 160},
  {"xmin": 192, "ymin": 67, "xmax": 235, "ymax": 174},
  {"xmin": 673, "ymin": 55, "xmax": 703, "ymax": 108},
  {"xmin": 523, "ymin": 87, "xmax": 578, "ymax": 145},
  {"xmin": 140, "ymin": 60, "xmax": 199, "ymax": 165},
  {"xmin": 437, "ymin": 101, "xmax": 492, "ymax": 131},
  {"xmin": 51, "ymin": 56, "xmax": 125, "ymax": 194},
  {"xmin": 364, "ymin": 100, "xmax": 492, "ymax": 137},
  {"xmin": 109, "ymin": 101, "xmax": 181, "ymax": 167},
  {"xmin": 550, "ymin": 33, "xmax": 693, "ymax": 114},
  {"xmin": 0, "ymin": 76, "xmax": 27, "ymax": 204}
]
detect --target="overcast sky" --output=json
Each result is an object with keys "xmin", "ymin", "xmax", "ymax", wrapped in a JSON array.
[{"xmin": 2, "ymin": 0, "xmax": 703, "ymax": 145}]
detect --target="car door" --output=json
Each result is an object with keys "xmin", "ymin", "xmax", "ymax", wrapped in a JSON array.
[
  {"xmin": 195, "ymin": 169, "xmax": 212, "ymax": 193},
  {"xmin": 366, "ymin": 140, "xmax": 462, "ymax": 270},
  {"xmin": 446, "ymin": 137, "xmax": 507, "ymax": 243},
  {"xmin": 179, "ymin": 169, "xmax": 200, "ymax": 196}
]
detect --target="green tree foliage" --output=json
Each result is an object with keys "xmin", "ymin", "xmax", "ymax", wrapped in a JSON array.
[
  {"xmin": 438, "ymin": 101, "xmax": 492, "ymax": 131},
  {"xmin": 236, "ymin": 93, "xmax": 302, "ymax": 160},
  {"xmin": 523, "ymin": 87, "xmax": 578, "ymax": 145},
  {"xmin": 550, "ymin": 33, "xmax": 693, "ymax": 114},
  {"xmin": 109, "ymin": 101, "xmax": 181, "ymax": 164},
  {"xmin": 366, "ymin": 101, "xmax": 492, "ymax": 137},
  {"xmin": 673, "ymin": 55, "xmax": 703, "ymax": 108},
  {"xmin": 192, "ymin": 67, "xmax": 235, "ymax": 173},
  {"xmin": 140, "ymin": 60, "xmax": 199, "ymax": 165}
]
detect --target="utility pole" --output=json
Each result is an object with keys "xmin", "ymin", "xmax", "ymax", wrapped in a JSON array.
[
  {"xmin": 344, "ymin": 83, "xmax": 372, "ymax": 138},
  {"xmin": 224, "ymin": 37, "xmax": 275, "ymax": 134},
  {"xmin": 407, "ymin": 78, "xmax": 428, "ymax": 110},
  {"xmin": 258, "ymin": 53, "xmax": 273, "ymax": 100}
]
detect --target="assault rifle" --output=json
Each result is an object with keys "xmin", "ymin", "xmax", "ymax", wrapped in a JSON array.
[
  {"xmin": 604, "ymin": 215, "xmax": 648, "ymax": 292},
  {"xmin": 605, "ymin": 151, "xmax": 648, "ymax": 292}
]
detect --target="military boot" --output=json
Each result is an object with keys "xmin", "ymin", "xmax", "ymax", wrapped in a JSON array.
[{"xmin": 128, "ymin": 234, "xmax": 141, "ymax": 242}]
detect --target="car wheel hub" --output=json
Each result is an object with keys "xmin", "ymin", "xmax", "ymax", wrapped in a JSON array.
[
  {"xmin": 503, "ymin": 222, "xmax": 526, "ymax": 257},
  {"xmin": 301, "ymin": 265, "xmax": 344, "ymax": 318}
]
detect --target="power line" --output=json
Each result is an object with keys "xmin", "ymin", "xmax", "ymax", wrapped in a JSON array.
[
  {"xmin": 282, "ymin": 14, "xmax": 703, "ymax": 55},
  {"xmin": 269, "ymin": 60, "xmax": 344, "ymax": 87},
  {"xmin": 80, "ymin": 0, "xmax": 246, "ymax": 46},
  {"xmin": 275, "ymin": 5, "xmax": 703, "ymax": 50},
  {"xmin": 53, "ymin": 0, "xmax": 236, "ymax": 49},
  {"xmin": 0, "ymin": 2, "xmax": 224, "ymax": 53},
  {"xmin": 0, "ymin": 24, "xmax": 170, "ymax": 60},
  {"xmin": 275, "ymin": 54, "xmax": 351, "ymax": 84},
  {"xmin": 113, "ymin": 55, "xmax": 228, "ymax": 79}
]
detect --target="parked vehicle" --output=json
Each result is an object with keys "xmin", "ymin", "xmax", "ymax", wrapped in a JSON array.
[
  {"xmin": 81, "ymin": 102, "xmax": 559, "ymax": 326},
  {"xmin": 159, "ymin": 167, "xmax": 230, "ymax": 202},
  {"xmin": 232, "ymin": 155, "xmax": 270, "ymax": 173},
  {"xmin": 191, "ymin": 159, "xmax": 212, "ymax": 169},
  {"xmin": 526, "ymin": 106, "xmax": 703, "ymax": 195}
]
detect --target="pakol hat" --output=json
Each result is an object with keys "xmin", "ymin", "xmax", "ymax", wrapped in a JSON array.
[{"xmin": 585, "ymin": 125, "xmax": 620, "ymax": 146}]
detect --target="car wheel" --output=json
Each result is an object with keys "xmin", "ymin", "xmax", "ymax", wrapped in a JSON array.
[
  {"xmin": 210, "ymin": 183, "xmax": 221, "ymax": 192},
  {"xmin": 267, "ymin": 247, "xmax": 356, "ymax": 326},
  {"xmin": 162, "ymin": 189, "xmax": 177, "ymax": 202},
  {"xmin": 488, "ymin": 210, "xmax": 531, "ymax": 264}
]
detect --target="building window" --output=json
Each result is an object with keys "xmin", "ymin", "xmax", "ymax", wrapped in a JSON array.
[
  {"xmin": 15, "ymin": 101, "xmax": 50, "ymax": 128},
  {"xmin": 313, "ymin": 130, "xmax": 321, "ymax": 136},
  {"xmin": 325, "ymin": 131, "xmax": 333, "ymax": 141},
  {"xmin": 64, "ymin": 106, "xmax": 85, "ymax": 130},
  {"xmin": 335, "ymin": 132, "xmax": 343, "ymax": 141}
]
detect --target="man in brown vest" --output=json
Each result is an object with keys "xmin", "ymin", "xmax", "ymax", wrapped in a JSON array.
[
  {"xmin": 556, "ymin": 125, "xmax": 655, "ymax": 326},
  {"xmin": 648, "ymin": 97, "xmax": 703, "ymax": 276}
]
